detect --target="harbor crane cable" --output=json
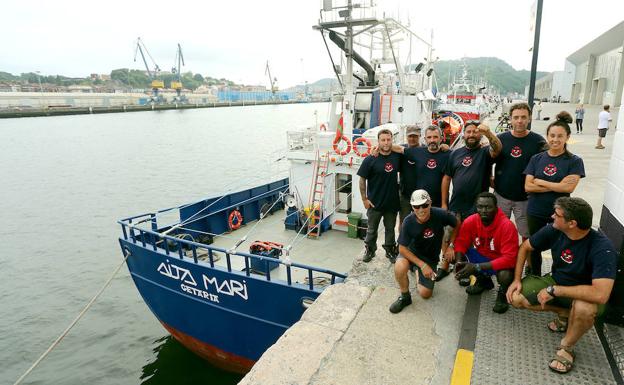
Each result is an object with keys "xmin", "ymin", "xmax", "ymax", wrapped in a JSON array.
[{"xmin": 12, "ymin": 251, "xmax": 132, "ymax": 385}]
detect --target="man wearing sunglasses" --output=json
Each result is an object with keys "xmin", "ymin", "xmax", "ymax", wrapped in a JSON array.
[
  {"xmin": 454, "ymin": 192, "xmax": 518, "ymax": 314},
  {"xmin": 441, "ymin": 120, "xmax": 501, "ymax": 222},
  {"xmin": 389, "ymin": 189, "xmax": 458, "ymax": 313}
]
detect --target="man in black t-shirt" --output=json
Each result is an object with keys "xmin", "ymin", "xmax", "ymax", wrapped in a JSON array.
[
  {"xmin": 389, "ymin": 189, "xmax": 458, "ymax": 313},
  {"xmin": 398, "ymin": 125, "xmax": 422, "ymax": 224},
  {"xmin": 358, "ymin": 129, "xmax": 401, "ymax": 263},
  {"xmin": 493, "ymin": 103, "xmax": 546, "ymax": 240},
  {"xmin": 507, "ymin": 197, "xmax": 617, "ymax": 374},
  {"xmin": 442, "ymin": 121, "xmax": 502, "ymax": 220}
]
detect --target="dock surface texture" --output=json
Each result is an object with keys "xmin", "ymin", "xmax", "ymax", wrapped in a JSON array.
[{"xmin": 239, "ymin": 102, "xmax": 622, "ymax": 385}]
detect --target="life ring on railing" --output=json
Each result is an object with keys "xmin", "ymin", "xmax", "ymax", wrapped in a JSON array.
[
  {"xmin": 228, "ymin": 210, "xmax": 243, "ymax": 230},
  {"xmin": 352, "ymin": 137, "xmax": 372, "ymax": 157},
  {"xmin": 319, "ymin": 123, "xmax": 327, "ymax": 131},
  {"xmin": 332, "ymin": 135, "xmax": 351, "ymax": 155}
]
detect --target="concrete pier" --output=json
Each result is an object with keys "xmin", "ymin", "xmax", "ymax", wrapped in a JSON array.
[{"xmin": 239, "ymin": 101, "xmax": 621, "ymax": 385}]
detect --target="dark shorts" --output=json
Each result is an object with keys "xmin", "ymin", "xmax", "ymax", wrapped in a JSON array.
[
  {"xmin": 520, "ymin": 274, "xmax": 606, "ymax": 316},
  {"xmin": 465, "ymin": 248, "xmax": 496, "ymax": 276},
  {"xmin": 398, "ymin": 255, "xmax": 435, "ymax": 290},
  {"xmin": 598, "ymin": 128, "xmax": 607, "ymax": 138}
]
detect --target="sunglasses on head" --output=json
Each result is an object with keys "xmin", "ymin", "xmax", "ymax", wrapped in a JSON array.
[{"xmin": 412, "ymin": 203, "xmax": 430, "ymax": 209}]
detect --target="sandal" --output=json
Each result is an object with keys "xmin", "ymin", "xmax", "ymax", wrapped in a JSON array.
[
  {"xmin": 547, "ymin": 316, "xmax": 568, "ymax": 333},
  {"xmin": 549, "ymin": 345, "xmax": 575, "ymax": 374}
]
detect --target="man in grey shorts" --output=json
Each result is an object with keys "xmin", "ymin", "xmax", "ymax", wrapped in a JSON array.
[
  {"xmin": 389, "ymin": 190, "xmax": 458, "ymax": 313},
  {"xmin": 492, "ymin": 102, "xmax": 547, "ymax": 240}
]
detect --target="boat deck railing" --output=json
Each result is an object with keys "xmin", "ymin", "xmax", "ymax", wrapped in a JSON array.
[{"xmin": 118, "ymin": 214, "xmax": 347, "ymax": 292}]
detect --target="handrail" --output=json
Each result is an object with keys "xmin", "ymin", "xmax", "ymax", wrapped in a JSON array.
[{"xmin": 119, "ymin": 222, "xmax": 346, "ymax": 291}]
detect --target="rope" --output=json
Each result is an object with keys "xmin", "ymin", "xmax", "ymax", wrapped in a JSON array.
[{"xmin": 12, "ymin": 251, "xmax": 131, "ymax": 385}]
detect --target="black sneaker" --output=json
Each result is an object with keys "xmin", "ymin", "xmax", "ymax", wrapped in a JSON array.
[
  {"xmin": 492, "ymin": 288, "xmax": 509, "ymax": 314},
  {"xmin": 363, "ymin": 247, "xmax": 375, "ymax": 263},
  {"xmin": 383, "ymin": 245, "xmax": 398, "ymax": 263},
  {"xmin": 389, "ymin": 293, "xmax": 412, "ymax": 314},
  {"xmin": 465, "ymin": 275, "xmax": 494, "ymax": 295},
  {"xmin": 435, "ymin": 268, "xmax": 450, "ymax": 282}
]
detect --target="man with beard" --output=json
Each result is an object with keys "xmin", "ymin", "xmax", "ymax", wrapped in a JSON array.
[
  {"xmin": 507, "ymin": 197, "xmax": 616, "ymax": 374},
  {"xmin": 454, "ymin": 192, "xmax": 518, "ymax": 313},
  {"xmin": 493, "ymin": 103, "xmax": 547, "ymax": 244},
  {"xmin": 389, "ymin": 189, "xmax": 458, "ymax": 313},
  {"xmin": 442, "ymin": 121, "xmax": 502, "ymax": 220},
  {"xmin": 398, "ymin": 125, "xmax": 422, "ymax": 225},
  {"xmin": 358, "ymin": 129, "xmax": 401, "ymax": 263}
]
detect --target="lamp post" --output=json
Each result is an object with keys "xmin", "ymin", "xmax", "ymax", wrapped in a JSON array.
[{"xmin": 35, "ymin": 71, "xmax": 44, "ymax": 108}]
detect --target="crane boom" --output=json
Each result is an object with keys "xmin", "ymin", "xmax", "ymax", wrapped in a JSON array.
[{"xmin": 265, "ymin": 61, "xmax": 278, "ymax": 98}]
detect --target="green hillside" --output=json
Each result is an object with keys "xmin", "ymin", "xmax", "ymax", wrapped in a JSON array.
[{"xmin": 433, "ymin": 57, "xmax": 547, "ymax": 95}]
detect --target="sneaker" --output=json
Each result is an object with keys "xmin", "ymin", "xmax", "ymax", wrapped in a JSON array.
[
  {"xmin": 492, "ymin": 288, "xmax": 509, "ymax": 314},
  {"xmin": 384, "ymin": 245, "xmax": 398, "ymax": 264},
  {"xmin": 363, "ymin": 247, "xmax": 375, "ymax": 263},
  {"xmin": 465, "ymin": 275, "xmax": 494, "ymax": 295},
  {"xmin": 389, "ymin": 293, "xmax": 412, "ymax": 314},
  {"xmin": 435, "ymin": 268, "xmax": 450, "ymax": 282},
  {"xmin": 595, "ymin": 145, "xmax": 605, "ymax": 149}
]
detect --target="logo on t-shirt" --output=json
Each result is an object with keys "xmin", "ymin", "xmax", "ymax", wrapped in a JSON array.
[
  {"xmin": 384, "ymin": 162, "xmax": 394, "ymax": 172},
  {"xmin": 543, "ymin": 163, "xmax": 558, "ymax": 176},
  {"xmin": 461, "ymin": 156, "xmax": 473, "ymax": 167},
  {"xmin": 474, "ymin": 237, "xmax": 481, "ymax": 246},
  {"xmin": 423, "ymin": 228, "xmax": 434, "ymax": 239},
  {"xmin": 560, "ymin": 249, "xmax": 574, "ymax": 264},
  {"xmin": 426, "ymin": 159, "xmax": 437, "ymax": 169},
  {"xmin": 510, "ymin": 146, "xmax": 522, "ymax": 158}
]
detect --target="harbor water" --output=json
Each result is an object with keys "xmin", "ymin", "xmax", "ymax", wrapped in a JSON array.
[{"xmin": 0, "ymin": 103, "xmax": 330, "ymax": 385}]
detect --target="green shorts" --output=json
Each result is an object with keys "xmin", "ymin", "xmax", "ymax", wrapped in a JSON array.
[{"xmin": 520, "ymin": 274, "xmax": 606, "ymax": 316}]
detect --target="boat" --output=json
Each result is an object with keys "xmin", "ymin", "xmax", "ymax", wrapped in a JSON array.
[{"xmin": 117, "ymin": 1, "xmax": 435, "ymax": 374}]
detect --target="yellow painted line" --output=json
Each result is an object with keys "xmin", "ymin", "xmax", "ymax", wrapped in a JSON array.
[{"xmin": 450, "ymin": 349, "xmax": 474, "ymax": 385}]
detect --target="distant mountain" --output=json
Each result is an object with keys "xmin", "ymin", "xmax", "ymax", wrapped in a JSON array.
[{"xmin": 433, "ymin": 57, "xmax": 548, "ymax": 95}]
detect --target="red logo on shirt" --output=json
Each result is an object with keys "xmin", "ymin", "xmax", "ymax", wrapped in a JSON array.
[
  {"xmin": 560, "ymin": 249, "xmax": 574, "ymax": 264},
  {"xmin": 426, "ymin": 159, "xmax": 437, "ymax": 169},
  {"xmin": 510, "ymin": 146, "xmax": 522, "ymax": 158},
  {"xmin": 423, "ymin": 228, "xmax": 434, "ymax": 239},
  {"xmin": 543, "ymin": 164, "xmax": 557, "ymax": 176},
  {"xmin": 461, "ymin": 156, "xmax": 473, "ymax": 167},
  {"xmin": 384, "ymin": 162, "xmax": 394, "ymax": 172},
  {"xmin": 474, "ymin": 237, "xmax": 481, "ymax": 246}
]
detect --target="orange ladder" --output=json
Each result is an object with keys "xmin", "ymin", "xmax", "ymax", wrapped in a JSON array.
[{"xmin": 307, "ymin": 151, "xmax": 330, "ymax": 238}]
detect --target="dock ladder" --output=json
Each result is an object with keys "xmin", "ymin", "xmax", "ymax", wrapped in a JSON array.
[{"xmin": 307, "ymin": 150, "xmax": 330, "ymax": 238}]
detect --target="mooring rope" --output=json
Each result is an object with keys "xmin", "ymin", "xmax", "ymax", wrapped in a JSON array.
[{"xmin": 12, "ymin": 251, "xmax": 131, "ymax": 385}]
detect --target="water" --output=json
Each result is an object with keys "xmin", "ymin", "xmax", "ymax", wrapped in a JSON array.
[{"xmin": 0, "ymin": 103, "xmax": 329, "ymax": 385}]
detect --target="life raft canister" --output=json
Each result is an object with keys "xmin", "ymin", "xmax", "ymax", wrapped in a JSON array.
[
  {"xmin": 228, "ymin": 210, "xmax": 243, "ymax": 230},
  {"xmin": 352, "ymin": 137, "xmax": 372, "ymax": 157},
  {"xmin": 332, "ymin": 135, "xmax": 351, "ymax": 155}
]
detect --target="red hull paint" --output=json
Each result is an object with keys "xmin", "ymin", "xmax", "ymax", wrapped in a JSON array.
[{"xmin": 161, "ymin": 322, "xmax": 256, "ymax": 374}]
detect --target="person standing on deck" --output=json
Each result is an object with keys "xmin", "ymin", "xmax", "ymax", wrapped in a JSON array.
[
  {"xmin": 596, "ymin": 105, "xmax": 612, "ymax": 149},
  {"xmin": 492, "ymin": 102, "xmax": 547, "ymax": 245},
  {"xmin": 389, "ymin": 189, "xmax": 458, "ymax": 313},
  {"xmin": 358, "ymin": 129, "xmax": 401, "ymax": 263},
  {"xmin": 524, "ymin": 112, "xmax": 585, "ymax": 276},
  {"xmin": 507, "ymin": 197, "xmax": 617, "ymax": 374},
  {"xmin": 398, "ymin": 125, "xmax": 422, "ymax": 225}
]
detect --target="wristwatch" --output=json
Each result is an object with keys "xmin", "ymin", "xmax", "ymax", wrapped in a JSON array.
[{"xmin": 546, "ymin": 285, "xmax": 556, "ymax": 297}]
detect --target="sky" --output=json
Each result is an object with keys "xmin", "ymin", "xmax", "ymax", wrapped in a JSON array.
[{"xmin": 1, "ymin": 0, "xmax": 622, "ymax": 88}]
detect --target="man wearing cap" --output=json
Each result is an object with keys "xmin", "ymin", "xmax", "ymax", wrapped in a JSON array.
[
  {"xmin": 398, "ymin": 125, "xmax": 422, "ymax": 224},
  {"xmin": 441, "ymin": 120, "xmax": 502, "ymax": 220},
  {"xmin": 454, "ymin": 192, "xmax": 518, "ymax": 313},
  {"xmin": 389, "ymin": 189, "xmax": 459, "ymax": 313}
]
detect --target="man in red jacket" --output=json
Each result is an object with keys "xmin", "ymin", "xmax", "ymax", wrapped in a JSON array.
[{"xmin": 454, "ymin": 192, "xmax": 519, "ymax": 313}]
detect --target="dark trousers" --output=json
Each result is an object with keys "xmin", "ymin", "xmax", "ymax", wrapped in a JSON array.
[
  {"xmin": 527, "ymin": 214, "xmax": 553, "ymax": 275},
  {"xmin": 576, "ymin": 119, "xmax": 583, "ymax": 132},
  {"xmin": 399, "ymin": 194, "xmax": 412, "ymax": 227},
  {"xmin": 365, "ymin": 207, "xmax": 397, "ymax": 251}
]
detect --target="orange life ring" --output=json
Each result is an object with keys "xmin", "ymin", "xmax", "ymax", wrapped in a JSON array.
[
  {"xmin": 332, "ymin": 135, "xmax": 351, "ymax": 155},
  {"xmin": 352, "ymin": 137, "xmax": 372, "ymax": 157},
  {"xmin": 319, "ymin": 123, "xmax": 327, "ymax": 131},
  {"xmin": 228, "ymin": 210, "xmax": 243, "ymax": 230}
]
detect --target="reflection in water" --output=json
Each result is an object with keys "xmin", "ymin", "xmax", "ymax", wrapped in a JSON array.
[{"xmin": 141, "ymin": 336, "xmax": 244, "ymax": 385}]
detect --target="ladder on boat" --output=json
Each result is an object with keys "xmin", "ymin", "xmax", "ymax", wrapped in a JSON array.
[
  {"xmin": 379, "ymin": 93, "xmax": 393, "ymax": 125},
  {"xmin": 307, "ymin": 150, "xmax": 330, "ymax": 238}
]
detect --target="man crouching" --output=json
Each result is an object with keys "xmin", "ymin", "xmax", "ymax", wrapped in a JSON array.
[
  {"xmin": 506, "ymin": 197, "xmax": 617, "ymax": 374},
  {"xmin": 389, "ymin": 189, "xmax": 458, "ymax": 313}
]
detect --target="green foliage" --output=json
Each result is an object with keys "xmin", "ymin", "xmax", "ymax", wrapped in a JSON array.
[{"xmin": 432, "ymin": 57, "xmax": 548, "ymax": 94}]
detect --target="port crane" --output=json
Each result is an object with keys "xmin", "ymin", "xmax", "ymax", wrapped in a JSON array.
[
  {"xmin": 171, "ymin": 43, "xmax": 186, "ymax": 102},
  {"xmin": 134, "ymin": 37, "xmax": 165, "ymax": 103},
  {"xmin": 265, "ymin": 61, "xmax": 278, "ymax": 100}
]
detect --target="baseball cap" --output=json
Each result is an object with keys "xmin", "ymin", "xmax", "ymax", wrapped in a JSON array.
[
  {"xmin": 410, "ymin": 189, "xmax": 431, "ymax": 206},
  {"xmin": 406, "ymin": 125, "xmax": 421, "ymax": 136}
]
